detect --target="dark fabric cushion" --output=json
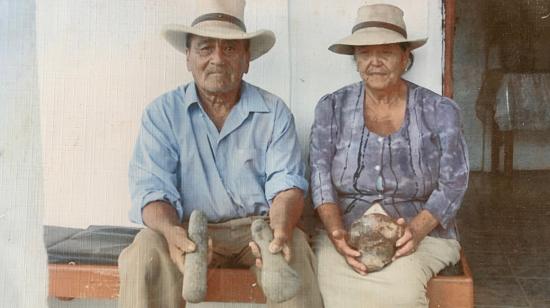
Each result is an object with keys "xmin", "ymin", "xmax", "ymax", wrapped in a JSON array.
[
  {"xmin": 44, "ymin": 225, "xmax": 141, "ymax": 265},
  {"xmin": 43, "ymin": 225, "xmax": 83, "ymax": 248}
]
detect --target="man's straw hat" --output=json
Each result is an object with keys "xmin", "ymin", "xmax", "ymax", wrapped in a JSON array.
[{"xmin": 162, "ymin": 0, "xmax": 275, "ymax": 60}]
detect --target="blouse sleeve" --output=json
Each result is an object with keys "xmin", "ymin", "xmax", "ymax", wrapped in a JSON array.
[
  {"xmin": 423, "ymin": 98, "xmax": 470, "ymax": 229},
  {"xmin": 309, "ymin": 94, "xmax": 339, "ymax": 208}
]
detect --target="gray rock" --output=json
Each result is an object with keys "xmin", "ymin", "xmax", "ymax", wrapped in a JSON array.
[
  {"xmin": 251, "ymin": 219, "xmax": 301, "ymax": 303},
  {"xmin": 182, "ymin": 210, "xmax": 208, "ymax": 303}
]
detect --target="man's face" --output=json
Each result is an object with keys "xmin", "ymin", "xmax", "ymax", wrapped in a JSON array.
[
  {"xmin": 354, "ymin": 44, "xmax": 409, "ymax": 91},
  {"xmin": 186, "ymin": 35, "xmax": 250, "ymax": 95}
]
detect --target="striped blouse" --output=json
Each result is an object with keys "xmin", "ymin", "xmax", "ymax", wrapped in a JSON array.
[{"xmin": 309, "ymin": 81, "xmax": 469, "ymax": 239}]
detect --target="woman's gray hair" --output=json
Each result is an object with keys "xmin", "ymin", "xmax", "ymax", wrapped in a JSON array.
[{"xmin": 399, "ymin": 42, "xmax": 414, "ymax": 71}]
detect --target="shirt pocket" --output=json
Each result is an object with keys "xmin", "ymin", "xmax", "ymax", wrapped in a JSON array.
[
  {"xmin": 232, "ymin": 148, "xmax": 265, "ymax": 171},
  {"xmin": 231, "ymin": 147, "xmax": 266, "ymax": 181},
  {"xmin": 230, "ymin": 148, "xmax": 266, "ymax": 202}
]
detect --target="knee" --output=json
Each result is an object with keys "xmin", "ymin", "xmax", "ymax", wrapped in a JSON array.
[
  {"xmin": 290, "ymin": 229, "xmax": 312, "ymax": 255},
  {"xmin": 289, "ymin": 229, "xmax": 318, "ymax": 275},
  {"xmin": 134, "ymin": 228, "xmax": 167, "ymax": 249},
  {"xmin": 119, "ymin": 229, "xmax": 168, "ymax": 272},
  {"xmin": 388, "ymin": 280, "xmax": 427, "ymax": 307}
]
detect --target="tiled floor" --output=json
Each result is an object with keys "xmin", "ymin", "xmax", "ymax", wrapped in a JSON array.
[{"xmin": 458, "ymin": 172, "xmax": 550, "ymax": 308}]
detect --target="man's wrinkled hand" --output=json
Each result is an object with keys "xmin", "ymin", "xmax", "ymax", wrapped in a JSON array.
[
  {"xmin": 164, "ymin": 225, "xmax": 196, "ymax": 273},
  {"xmin": 329, "ymin": 229, "xmax": 368, "ymax": 275},
  {"xmin": 249, "ymin": 228, "xmax": 291, "ymax": 268},
  {"xmin": 165, "ymin": 226, "xmax": 215, "ymax": 272}
]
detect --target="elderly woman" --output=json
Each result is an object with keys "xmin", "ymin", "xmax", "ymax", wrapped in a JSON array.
[{"xmin": 309, "ymin": 4, "xmax": 469, "ymax": 308}]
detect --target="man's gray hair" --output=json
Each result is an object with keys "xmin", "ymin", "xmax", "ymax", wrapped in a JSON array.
[{"xmin": 185, "ymin": 34, "xmax": 251, "ymax": 51}]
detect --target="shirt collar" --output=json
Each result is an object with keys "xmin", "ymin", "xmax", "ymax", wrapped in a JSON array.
[{"xmin": 182, "ymin": 81, "xmax": 270, "ymax": 113}]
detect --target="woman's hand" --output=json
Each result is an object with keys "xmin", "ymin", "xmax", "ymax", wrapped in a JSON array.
[
  {"xmin": 393, "ymin": 210, "xmax": 439, "ymax": 260},
  {"xmin": 316, "ymin": 203, "xmax": 367, "ymax": 275},
  {"xmin": 329, "ymin": 229, "xmax": 368, "ymax": 275},
  {"xmin": 393, "ymin": 218, "xmax": 421, "ymax": 259}
]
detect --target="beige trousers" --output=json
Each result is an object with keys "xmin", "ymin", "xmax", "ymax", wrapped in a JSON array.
[
  {"xmin": 118, "ymin": 216, "xmax": 323, "ymax": 308},
  {"xmin": 313, "ymin": 230, "xmax": 460, "ymax": 308}
]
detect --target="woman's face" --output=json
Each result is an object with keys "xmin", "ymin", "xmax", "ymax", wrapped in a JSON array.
[{"xmin": 354, "ymin": 44, "xmax": 410, "ymax": 91}]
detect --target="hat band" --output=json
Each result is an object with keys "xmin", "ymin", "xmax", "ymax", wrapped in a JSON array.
[
  {"xmin": 352, "ymin": 21, "xmax": 407, "ymax": 38},
  {"xmin": 192, "ymin": 13, "xmax": 247, "ymax": 32}
]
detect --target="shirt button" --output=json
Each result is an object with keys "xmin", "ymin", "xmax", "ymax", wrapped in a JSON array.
[
  {"xmin": 378, "ymin": 137, "xmax": 384, "ymax": 143},
  {"xmin": 374, "ymin": 165, "xmax": 381, "ymax": 171}
]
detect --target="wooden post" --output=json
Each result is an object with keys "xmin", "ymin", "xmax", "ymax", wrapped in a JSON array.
[{"xmin": 443, "ymin": 0, "xmax": 456, "ymax": 98}]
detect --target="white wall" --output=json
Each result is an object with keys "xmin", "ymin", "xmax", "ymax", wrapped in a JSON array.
[
  {"xmin": 38, "ymin": 0, "xmax": 443, "ymax": 229},
  {"xmin": 0, "ymin": 0, "xmax": 48, "ymax": 307}
]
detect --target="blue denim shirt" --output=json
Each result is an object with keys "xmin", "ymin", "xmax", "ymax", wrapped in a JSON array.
[
  {"xmin": 310, "ymin": 81, "xmax": 469, "ymax": 239},
  {"xmin": 129, "ymin": 81, "xmax": 307, "ymax": 224}
]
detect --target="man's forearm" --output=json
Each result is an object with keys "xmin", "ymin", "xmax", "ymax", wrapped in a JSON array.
[
  {"xmin": 269, "ymin": 188, "xmax": 304, "ymax": 236},
  {"xmin": 316, "ymin": 203, "xmax": 344, "ymax": 233},
  {"xmin": 142, "ymin": 201, "xmax": 182, "ymax": 236}
]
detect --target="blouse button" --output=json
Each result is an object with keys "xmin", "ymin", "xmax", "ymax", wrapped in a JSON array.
[
  {"xmin": 378, "ymin": 137, "xmax": 384, "ymax": 143},
  {"xmin": 374, "ymin": 165, "xmax": 381, "ymax": 171},
  {"xmin": 375, "ymin": 175, "xmax": 384, "ymax": 191}
]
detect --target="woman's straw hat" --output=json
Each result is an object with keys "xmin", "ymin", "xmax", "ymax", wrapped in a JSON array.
[{"xmin": 329, "ymin": 4, "xmax": 427, "ymax": 55}]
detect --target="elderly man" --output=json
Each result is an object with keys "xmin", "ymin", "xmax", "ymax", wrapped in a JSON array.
[{"xmin": 117, "ymin": 1, "xmax": 322, "ymax": 308}]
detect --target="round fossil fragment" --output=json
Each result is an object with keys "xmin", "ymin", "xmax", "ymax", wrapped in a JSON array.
[{"xmin": 348, "ymin": 213, "xmax": 405, "ymax": 272}]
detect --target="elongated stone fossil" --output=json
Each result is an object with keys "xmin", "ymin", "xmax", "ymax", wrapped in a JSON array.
[
  {"xmin": 182, "ymin": 210, "xmax": 208, "ymax": 303},
  {"xmin": 251, "ymin": 219, "xmax": 301, "ymax": 303}
]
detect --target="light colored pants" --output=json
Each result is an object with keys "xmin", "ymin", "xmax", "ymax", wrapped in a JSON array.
[
  {"xmin": 118, "ymin": 216, "xmax": 323, "ymax": 308},
  {"xmin": 313, "ymin": 230, "xmax": 460, "ymax": 308}
]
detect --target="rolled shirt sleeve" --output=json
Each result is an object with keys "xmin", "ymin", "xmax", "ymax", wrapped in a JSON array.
[
  {"xmin": 128, "ymin": 101, "xmax": 183, "ymax": 225},
  {"xmin": 264, "ymin": 102, "xmax": 308, "ymax": 203},
  {"xmin": 309, "ymin": 94, "xmax": 339, "ymax": 208},
  {"xmin": 423, "ymin": 99, "xmax": 470, "ymax": 229}
]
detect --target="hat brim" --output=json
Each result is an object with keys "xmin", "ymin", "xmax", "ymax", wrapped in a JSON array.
[
  {"xmin": 162, "ymin": 24, "xmax": 276, "ymax": 61},
  {"xmin": 329, "ymin": 28, "xmax": 427, "ymax": 55}
]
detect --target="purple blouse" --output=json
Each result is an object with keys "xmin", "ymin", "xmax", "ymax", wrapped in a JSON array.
[{"xmin": 309, "ymin": 81, "xmax": 469, "ymax": 239}]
